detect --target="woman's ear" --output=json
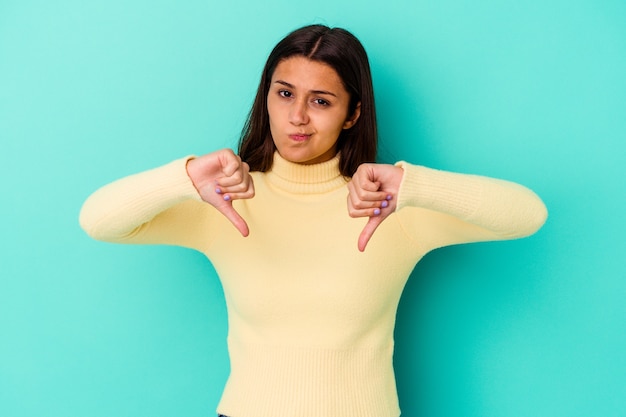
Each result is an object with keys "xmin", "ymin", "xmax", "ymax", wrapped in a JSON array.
[{"xmin": 343, "ymin": 102, "xmax": 361, "ymax": 129}]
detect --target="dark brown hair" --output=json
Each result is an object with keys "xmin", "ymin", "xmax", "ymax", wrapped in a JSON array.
[{"xmin": 238, "ymin": 24, "xmax": 377, "ymax": 177}]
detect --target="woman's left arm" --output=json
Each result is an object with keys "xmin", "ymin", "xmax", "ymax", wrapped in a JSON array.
[{"xmin": 347, "ymin": 162, "xmax": 548, "ymax": 251}]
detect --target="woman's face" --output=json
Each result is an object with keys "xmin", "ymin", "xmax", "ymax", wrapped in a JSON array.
[{"xmin": 267, "ymin": 56, "xmax": 360, "ymax": 165}]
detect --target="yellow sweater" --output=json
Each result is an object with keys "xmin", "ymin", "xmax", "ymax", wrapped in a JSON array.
[{"xmin": 79, "ymin": 152, "xmax": 547, "ymax": 417}]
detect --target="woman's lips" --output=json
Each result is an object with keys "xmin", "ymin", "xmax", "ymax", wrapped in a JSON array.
[{"xmin": 289, "ymin": 133, "xmax": 311, "ymax": 142}]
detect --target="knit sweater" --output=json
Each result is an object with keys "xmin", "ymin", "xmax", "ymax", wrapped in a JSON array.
[{"xmin": 79, "ymin": 152, "xmax": 547, "ymax": 417}]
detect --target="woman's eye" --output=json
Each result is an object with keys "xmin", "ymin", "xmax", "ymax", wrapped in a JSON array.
[
  {"xmin": 313, "ymin": 98, "xmax": 330, "ymax": 106},
  {"xmin": 278, "ymin": 90, "xmax": 292, "ymax": 98}
]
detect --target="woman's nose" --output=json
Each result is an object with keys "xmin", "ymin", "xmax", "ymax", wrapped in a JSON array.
[{"xmin": 289, "ymin": 100, "xmax": 309, "ymax": 125}]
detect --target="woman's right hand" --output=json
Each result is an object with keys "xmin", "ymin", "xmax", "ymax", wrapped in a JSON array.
[{"xmin": 186, "ymin": 148, "xmax": 255, "ymax": 237}]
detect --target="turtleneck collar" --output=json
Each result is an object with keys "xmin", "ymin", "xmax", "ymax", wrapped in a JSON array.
[{"xmin": 265, "ymin": 152, "xmax": 348, "ymax": 194}]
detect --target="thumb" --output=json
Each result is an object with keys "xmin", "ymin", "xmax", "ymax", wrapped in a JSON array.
[
  {"xmin": 358, "ymin": 215, "xmax": 384, "ymax": 252},
  {"xmin": 215, "ymin": 203, "xmax": 250, "ymax": 237}
]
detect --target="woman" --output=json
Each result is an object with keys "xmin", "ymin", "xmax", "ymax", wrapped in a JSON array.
[{"xmin": 80, "ymin": 25, "xmax": 547, "ymax": 417}]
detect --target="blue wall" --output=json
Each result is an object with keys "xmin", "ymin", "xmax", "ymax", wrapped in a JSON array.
[{"xmin": 1, "ymin": 1, "xmax": 624, "ymax": 416}]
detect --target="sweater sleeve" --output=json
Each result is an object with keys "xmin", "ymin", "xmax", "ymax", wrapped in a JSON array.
[
  {"xmin": 79, "ymin": 157, "xmax": 211, "ymax": 248},
  {"xmin": 393, "ymin": 161, "xmax": 548, "ymax": 250}
]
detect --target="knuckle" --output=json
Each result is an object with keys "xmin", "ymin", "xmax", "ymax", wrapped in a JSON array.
[{"xmin": 356, "ymin": 188, "xmax": 368, "ymax": 199}]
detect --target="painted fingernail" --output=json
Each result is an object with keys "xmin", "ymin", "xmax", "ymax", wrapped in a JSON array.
[
  {"xmin": 381, "ymin": 200, "xmax": 389, "ymax": 208},
  {"xmin": 223, "ymin": 195, "xmax": 231, "ymax": 201},
  {"xmin": 374, "ymin": 208, "xmax": 381, "ymax": 215},
  {"xmin": 386, "ymin": 195, "xmax": 392, "ymax": 200},
  {"xmin": 215, "ymin": 187, "xmax": 222, "ymax": 194}
]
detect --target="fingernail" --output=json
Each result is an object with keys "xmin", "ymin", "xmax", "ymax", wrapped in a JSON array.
[
  {"xmin": 223, "ymin": 195, "xmax": 231, "ymax": 201},
  {"xmin": 386, "ymin": 195, "xmax": 392, "ymax": 200},
  {"xmin": 374, "ymin": 208, "xmax": 381, "ymax": 215},
  {"xmin": 215, "ymin": 187, "xmax": 222, "ymax": 194},
  {"xmin": 381, "ymin": 200, "xmax": 389, "ymax": 208}
]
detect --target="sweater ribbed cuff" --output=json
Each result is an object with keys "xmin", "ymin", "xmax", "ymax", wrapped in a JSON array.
[
  {"xmin": 103, "ymin": 156, "xmax": 203, "ymax": 218},
  {"xmin": 394, "ymin": 161, "xmax": 483, "ymax": 220}
]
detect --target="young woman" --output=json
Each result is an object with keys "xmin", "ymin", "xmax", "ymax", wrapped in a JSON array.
[{"xmin": 80, "ymin": 25, "xmax": 547, "ymax": 417}]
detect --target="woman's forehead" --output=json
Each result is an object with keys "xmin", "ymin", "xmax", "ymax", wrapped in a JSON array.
[{"xmin": 271, "ymin": 57, "xmax": 347, "ymax": 95}]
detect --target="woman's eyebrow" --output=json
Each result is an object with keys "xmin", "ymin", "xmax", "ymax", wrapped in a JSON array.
[{"xmin": 274, "ymin": 80, "xmax": 338, "ymax": 97}]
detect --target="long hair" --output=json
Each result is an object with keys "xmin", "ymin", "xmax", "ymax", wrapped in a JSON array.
[{"xmin": 238, "ymin": 25, "xmax": 377, "ymax": 177}]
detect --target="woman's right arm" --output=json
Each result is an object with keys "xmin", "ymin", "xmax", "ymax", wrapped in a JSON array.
[{"xmin": 79, "ymin": 149, "xmax": 254, "ymax": 246}]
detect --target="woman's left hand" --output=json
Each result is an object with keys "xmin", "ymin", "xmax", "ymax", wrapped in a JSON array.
[{"xmin": 347, "ymin": 163, "xmax": 404, "ymax": 251}]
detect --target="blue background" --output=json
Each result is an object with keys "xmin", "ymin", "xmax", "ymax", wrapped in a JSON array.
[{"xmin": 1, "ymin": 1, "xmax": 624, "ymax": 416}]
